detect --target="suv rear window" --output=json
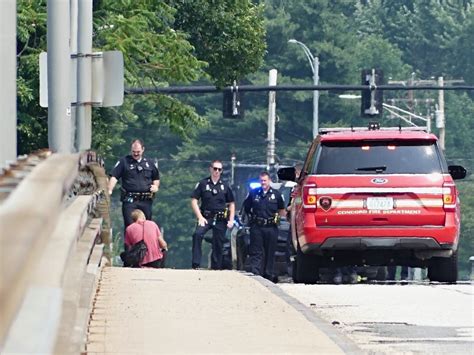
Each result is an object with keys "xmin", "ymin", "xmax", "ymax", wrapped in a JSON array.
[{"xmin": 314, "ymin": 140, "xmax": 446, "ymax": 174}]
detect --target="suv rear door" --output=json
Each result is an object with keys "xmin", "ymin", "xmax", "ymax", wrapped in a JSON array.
[{"xmin": 310, "ymin": 139, "xmax": 448, "ymax": 227}]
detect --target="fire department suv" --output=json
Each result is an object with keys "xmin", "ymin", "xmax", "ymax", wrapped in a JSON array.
[{"xmin": 278, "ymin": 126, "xmax": 467, "ymax": 283}]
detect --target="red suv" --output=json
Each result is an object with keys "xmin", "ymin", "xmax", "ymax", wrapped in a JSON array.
[{"xmin": 278, "ymin": 126, "xmax": 466, "ymax": 283}]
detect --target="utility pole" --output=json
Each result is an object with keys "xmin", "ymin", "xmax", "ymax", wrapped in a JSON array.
[
  {"xmin": 387, "ymin": 75, "xmax": 462, "ymax": 151},
  {"xmin": 436, "ymin": 77, "xmax": 446, "ymax": 151},
  {"xmin": 47, "ymin": 0, "xmax": 72, "ymax": 152},
  {"xmin": 407, "ymin": 72, "xmax": 415, "ymax": 113},
  {"xmin": 76, "ymin": 0, "xmax": 93, "ymax": 150},
  {"xmin": 41, "ymin": 1, "xmax": 123, "ymax": 152},
  {"xmin": 70, "ymin": 0, "xmax": 78, "ymax": 151},
  {"xmin": 267, "ymin": 69, "xmax": 277, "ymax": 172},
  {"xmin": 312, "ymin": 57, "xmax": 320, "ymax": 138},
  {"xmin": 0, "ymin": 0, "xmax": 17, "ymax": 169}
]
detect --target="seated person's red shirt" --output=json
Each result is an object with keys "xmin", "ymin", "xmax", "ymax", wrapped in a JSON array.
[{"xmin": 125, "ymin": 220, "xmax": 163, "ymax": 266}]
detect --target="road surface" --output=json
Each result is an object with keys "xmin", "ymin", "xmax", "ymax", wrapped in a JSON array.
[{"xmin": 280, "ymin": 281, "xmax": 474, "ymax": 354}]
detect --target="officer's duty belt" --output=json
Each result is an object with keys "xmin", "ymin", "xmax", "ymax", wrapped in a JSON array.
[
  {"xmin": 202, "ymin": 209, "xmax": 228, "ymax": 221},
  {"xmin": 251, "ymin": 216, "xmax": 279, "ymax": 226},
  {"xmin": 122, "ymin": 191, "xmax": 154, "ymax": 202}
]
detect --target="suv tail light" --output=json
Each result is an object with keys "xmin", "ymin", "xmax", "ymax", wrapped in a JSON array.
[
  {"xmin": 303, "ymin": 184, "xmax": 317, "ymax": 211},
  {"xmin": 443, "ymin": 182, "xmax": 457, "ymax": 211}
]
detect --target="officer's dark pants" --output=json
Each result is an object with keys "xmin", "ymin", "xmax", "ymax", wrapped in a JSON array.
[
  {"xmin": 248, "ymin": 225, "xmax": 278, "ymax": 280},
  {"xmin": 122, "ymin": 199, "xmax": 153, "ymax": 228},
  {"xmin": 192, "ymin": 220, "xmax": 226, "ymax": 269}
]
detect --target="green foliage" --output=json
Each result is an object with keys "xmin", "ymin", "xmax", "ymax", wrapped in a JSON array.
[
  {"xmin": 356, "ymin": 0, "xmax": 471, "ymax": 77},
  {"xmin": 17, "ymin": 0, "xmax": 48, "ymax": 154},
  {"xmin": 90, "ymin": 1, "xmax": 211, "ymax": 159},
  {"xmin": 451, "ymin": 10, "xmax": 474, "ymax": 84},
  {"xmin": 442, "ymin": 92, "xmax": 474, "ymax": 278},
  {"xmin": 94, "ymin": 1, "xmax": 207, "ymax": 86},
  {"xmin": 352, "ymin": 34, "xmax": 412, "ymax": 78},
  {"xmin": 169, "ymin": 0, "xmax": 266, "ymax": 86},
  {"xmin": 457, "ymin": 180, "xmax": 474, "ymax": 279}
]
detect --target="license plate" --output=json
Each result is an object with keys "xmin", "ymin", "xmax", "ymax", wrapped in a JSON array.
[{"xmin": 366, "ymin": 197, "xmax": 393, "ymax": 210}]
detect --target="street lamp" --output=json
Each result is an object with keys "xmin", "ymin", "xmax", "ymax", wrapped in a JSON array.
[{"xmin": 288, "ymin": 39, "xmax": 319, "ymax": 138}]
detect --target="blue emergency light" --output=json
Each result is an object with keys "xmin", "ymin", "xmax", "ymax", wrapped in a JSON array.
[{"xmin": 248, "ymin": 181, "xmax": 261, "ymax": 190}]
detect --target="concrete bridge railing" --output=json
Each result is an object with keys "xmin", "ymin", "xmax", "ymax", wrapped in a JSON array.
[{"xmin": 0, "ymin": 151, "xmax": 110, "ymax": 354}]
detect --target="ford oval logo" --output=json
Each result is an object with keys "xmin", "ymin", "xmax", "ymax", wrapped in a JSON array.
[{"xmin": 371, "ymin": 178, "xmax": 388, "ymax": 184}]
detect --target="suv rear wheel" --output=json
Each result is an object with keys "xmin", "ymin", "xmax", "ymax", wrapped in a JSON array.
[
  {"xmin": 294, "ymin": 242, "xmax": 319, "ymax": 284},
  {"xmin": 428, "ymin": 250, "xmax": 458, "ymax": 283}
]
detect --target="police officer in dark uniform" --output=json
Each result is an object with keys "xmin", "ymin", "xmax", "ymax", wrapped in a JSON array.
[
  {"xmin": 191, "ymin": 160, "xmax": 235, "ymax": 270},
  {"xmin": 108, "ymin": 139, "xmax": 160, "ymax": 228},
  {"xmin": 243, "ymin": 171, "xmax": 285, "ymax": 282}
]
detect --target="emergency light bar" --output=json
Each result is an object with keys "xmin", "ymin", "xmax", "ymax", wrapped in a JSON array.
[{"xmin": 319, "ymin": 126, "xmax": 428, "ymax": 135}]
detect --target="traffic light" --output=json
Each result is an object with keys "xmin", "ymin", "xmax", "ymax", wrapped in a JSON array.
[
  {"xmin": 223, "ymin": 83, "xmax": 244, "ymax": 119},
  {"xmin": 361, "ymin": 69, "xmax": 384, "ymax": 117}
]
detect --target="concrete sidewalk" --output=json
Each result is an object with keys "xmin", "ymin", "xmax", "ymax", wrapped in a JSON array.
[{"xmin": 86, "ymin": 268, "xmax": 349, "ymax": 354}]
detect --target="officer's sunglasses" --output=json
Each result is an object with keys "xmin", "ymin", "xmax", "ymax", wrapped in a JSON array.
[{"xmin": 212, "ymin": 167, "xmax": 223, "ymax": 172}]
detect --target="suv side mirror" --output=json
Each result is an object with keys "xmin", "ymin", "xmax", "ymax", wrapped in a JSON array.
[
  {"xmin": 278, "ymin": 167, "xmax": 296, "ymax": 181},
  {"xmin": 448, "ymin": 165, "xmax": 467, "ymax": 180}
]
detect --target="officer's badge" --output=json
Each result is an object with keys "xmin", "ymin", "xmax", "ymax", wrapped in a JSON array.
[
  {"xmin": 145, "ymin": 162, "xmax": 149, "ymax": 168},
  {"xmin": 205, "ymin": 184, "xmax": 210, "ymax": 191},
  {"xmin": 129, "ymin": 164, "xmax": 135, "ymax": 169},
  {"xmin": 220, "ymin": 185, "xmax": 224, "ymax": 191},
  {"xmin": 271, "ymin": 194, "xmax": 275, "ymax": 200}
]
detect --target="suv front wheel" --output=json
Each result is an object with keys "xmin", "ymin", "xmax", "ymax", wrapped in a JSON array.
[{"xmin": 428, "ymin": 250, "xmax": 458, "ymax": 283}]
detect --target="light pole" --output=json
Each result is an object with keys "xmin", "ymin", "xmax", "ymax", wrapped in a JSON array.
[{"xmin": 289, "ymin": 39, "xmax": 319, "ymax": 138}]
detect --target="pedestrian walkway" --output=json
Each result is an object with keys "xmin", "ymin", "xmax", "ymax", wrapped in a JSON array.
[{"xmin": 85, "ymin": 268, "xmax": 345, "ymax": 354}]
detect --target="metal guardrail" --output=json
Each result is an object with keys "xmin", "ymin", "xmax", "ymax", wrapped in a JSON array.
[{"xmin": 0, "ymin": 151, "xmax": 110, "ymax": 354}]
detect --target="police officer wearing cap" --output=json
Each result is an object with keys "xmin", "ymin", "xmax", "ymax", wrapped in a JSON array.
[
  {"xmin": 108, "ymin": 139, "xmax": 160, "ymax": 228},
  {"xmin": 243, "ymin": 171, "xmax": 285, "ymax": 282},
  {"xmin": 191, "ymin": 160, "xmax": 235, "ymax": 270}
]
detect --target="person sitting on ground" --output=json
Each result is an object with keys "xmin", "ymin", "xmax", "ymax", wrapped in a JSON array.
[{"xmin": 124, "ymin": 209, "xmax": 168, "ymax": 268}]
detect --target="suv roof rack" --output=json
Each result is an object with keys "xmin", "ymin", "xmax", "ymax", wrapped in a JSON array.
[{"xmin": 319, "ymin": 126, "xmax": 428, "ymax": 135}]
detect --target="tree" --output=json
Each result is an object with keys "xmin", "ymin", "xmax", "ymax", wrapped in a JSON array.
[
  {"xmin": 450, "ymin": 9, "xmax": 474, "ymax": 84},
  {"xmin": 168, "ymin": 0, "xmax": 266, "ymax": 86},
  {"xmin": 17, "ymin": 1, "xmax": 48, "ymax": 154},
  {"xmin": 355, "ymin": 0, "xmax": 470, "ymax": 78},
  {"xmin": 16, "ymin": 0, "xmax": 267, "ymax": 157}
]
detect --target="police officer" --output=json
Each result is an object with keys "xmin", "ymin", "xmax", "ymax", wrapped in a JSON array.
[
  {"xmin": 191, "ymin": 160, "xmax": 235, "ymax": 270},
  {"xmin": 243, "ymin": 171, "xmax": 285, "ymax": 282},
  {"xmin": 108, "ymin": 139, "xmax": 160, "ymax": 228}
]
